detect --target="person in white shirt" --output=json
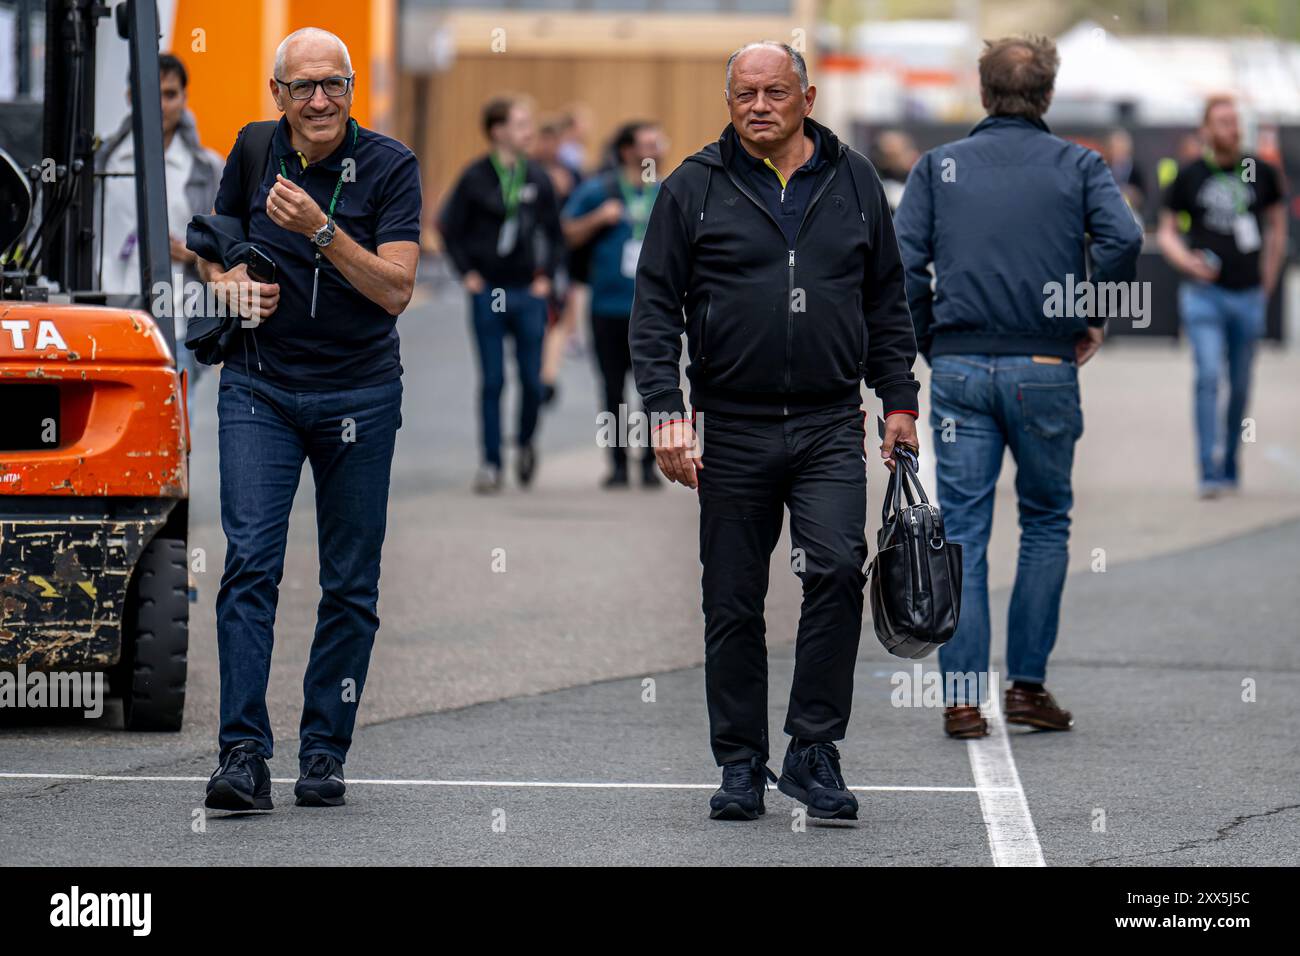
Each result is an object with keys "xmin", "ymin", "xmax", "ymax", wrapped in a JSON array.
[{"xmin": 98, "ymin": 52, "xmax": 222, "ymax": 387}]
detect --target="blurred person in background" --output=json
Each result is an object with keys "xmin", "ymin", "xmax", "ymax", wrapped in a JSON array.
[
  {"xmin": 439, "ymin": 95, "xmax": 564, "ymax": 493},
  {"xmin": 534, "ymin": 116, "xmax": 578, "ymax": 202},
  {"xmin": 873, "ymin": 129, "xmax": 920, "ymax": 213},
  {"xmin": 98, "ymin": 52, "xmax": 222, "ymax": 390},
  {"xmin": 1102, "ymin": 128, "xmax": 1147, "ymax": 214},
  {"xmin": 563, "ymin": 120, "xmax": 665, "ymax": 489},
  {"xmin": 535, "ymin": 114, "xmax": 579, "ymax": 410},
  {"xmin": 895, "ymin": 35, "xmax": 1142, "ymax": 741},
  {"xmin": 1158, "ymin": 96, "xmax": 1286, "ymax": 498},
  {"xmin": 557, "ymin": 105, "xmax": 593, "ymax": 184}
]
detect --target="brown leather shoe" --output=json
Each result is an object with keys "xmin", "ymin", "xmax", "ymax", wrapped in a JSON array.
[
  {"xmin": 943, "ymin": 705, "xmax": 989, "ymax": 738},
  {"xmin": 1004, "ymin": 686, "xmax": 1074, "ymax": 731}
]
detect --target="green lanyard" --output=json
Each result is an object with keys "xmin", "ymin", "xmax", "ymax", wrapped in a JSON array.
[
  {"xmin": 1203, "ymin": 151, "xmax": 1250, "ymax": 215},
  {"xmin": 278, "ymin": 119, "xmax": 358, "ymax": 318},
  {"xmin": 617, "ymin": 176, "xmax": 656, "ymax": 241},
  {"xmin": 489, "ymin": 152, "xmax": 527, "ymax": 219}
]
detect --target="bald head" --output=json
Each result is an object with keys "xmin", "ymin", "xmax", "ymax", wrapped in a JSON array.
[{"xmin": 274, "ymin": 27, "xmax": 352, "ymax": 80}]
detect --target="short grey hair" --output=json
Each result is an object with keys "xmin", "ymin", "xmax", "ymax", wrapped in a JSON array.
[
  {"xmin": 725, "ymin": 41, "xmax": 808, "ymax": 97},
  {"xmin": 274, "ymin": 27, "xmax": 352, "ymax": 80}
]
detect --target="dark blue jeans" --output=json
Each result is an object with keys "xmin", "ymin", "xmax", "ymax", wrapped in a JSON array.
[
  {"xmin": 215, "ymin": 366, "xmax": 402, "ymax": 763},
  {"xmin": 1178, "ymin": 282, "xmax": 1265, "ymax": 485},
  {"xmin": 928, "ymin": 354, "xmax": 1083, "ymax": 705},
  {"xmin": 469, "ymin": 287, "xmax": 546, "ymax": 468}
]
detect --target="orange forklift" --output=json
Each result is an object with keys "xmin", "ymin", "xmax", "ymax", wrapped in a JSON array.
[{"xmin": 0, "ymin": 0, "xmax": 189, "ymax": 729}]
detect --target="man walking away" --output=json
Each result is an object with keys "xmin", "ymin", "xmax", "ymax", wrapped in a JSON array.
[
  {"xmin": 1158, "ymin": 97, "xmax": 1285, "ymax": 498},
  {"xmin": 894, "ymin": 35, "xmax": 1142, "ymax": 739},
  {"xmin": 195, "ymin": 27, "xmax": 421, "ymax": 810},
  {"xmin": 631, "ymin": 42, "xmax": 920, "ymax": 822},
  {"xmin": 439, "ymin": 96, "xmax": 564, "ymax": 493},
  {"xmin": 563, "ymin": 120, "xmax": 665, "ymax": 488}
]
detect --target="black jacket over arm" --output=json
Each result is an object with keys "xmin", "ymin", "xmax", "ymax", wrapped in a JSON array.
[{"xmin": 630, "ymin": 117, "xmax": 919, "ymax": 421}]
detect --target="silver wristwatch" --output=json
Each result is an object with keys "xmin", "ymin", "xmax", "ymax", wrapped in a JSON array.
[{"xmin": 312, "ymin": 218, "xmax": 336, "ymax": 248}]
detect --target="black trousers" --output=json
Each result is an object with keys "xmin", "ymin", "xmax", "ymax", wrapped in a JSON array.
[
  {"xmin": 697, "ymin": 405, "xmax": 868, "ymax": 765},
  {"xmin": 590, "ymin": 312, "xmax": 652, "ymax": 470}
]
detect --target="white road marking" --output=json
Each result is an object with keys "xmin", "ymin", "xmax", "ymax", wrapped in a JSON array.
[
  {"xmin": 0, "ymin": 771, "xmax": 1014, "ymax": 794},
  {"xmin": 966, "ymin": 694, "xmax": 1046, "ymax": 867}
]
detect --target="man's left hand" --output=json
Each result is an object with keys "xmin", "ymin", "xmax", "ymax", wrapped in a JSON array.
[
  {"xmin": 880, "ymin": 412, "xmax": 919, "ymax": 472},
  {"xmin": 268, "ymin": 174, "xmax": 327, "ymax": 237},
  {"xmin": 1075, "ymin": 326, "xmax": 1104, "ymax": 366}
]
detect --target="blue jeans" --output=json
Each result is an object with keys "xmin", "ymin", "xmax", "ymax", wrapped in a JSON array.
[
  {"xmin": 1178, "ymin": 282, "xmax": 1266, "ymax": 484},
  {"xmin": 215, "ymin": 366, "xmax": 402, "ymax": 763},
  {"xmin": 929, "ymin": 354, "xmax": 1083, "ymax": 704},
  {"xmin": 469, "ymin": 288, "xmax": 546, "ymax": 468}
]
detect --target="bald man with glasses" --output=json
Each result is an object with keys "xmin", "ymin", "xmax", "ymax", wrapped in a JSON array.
[{"xmin": 195, "ymin": 27, "xmax": 422, "ymax": 813}]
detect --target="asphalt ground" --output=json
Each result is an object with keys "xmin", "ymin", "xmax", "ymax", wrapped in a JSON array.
[{"xmin": 2, "ymin": 268, "xmax": 1298, "ymax": 866}]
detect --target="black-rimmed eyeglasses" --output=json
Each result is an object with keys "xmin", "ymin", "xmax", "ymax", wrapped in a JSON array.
[{"xmin": 274, "ymin": 74, "xmax": 355, "ymax": 100}]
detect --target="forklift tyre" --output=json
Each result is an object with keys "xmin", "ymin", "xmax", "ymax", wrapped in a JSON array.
[{"xmin": 120, "ymin": 535, "xmax": 189, "ymax": 731}]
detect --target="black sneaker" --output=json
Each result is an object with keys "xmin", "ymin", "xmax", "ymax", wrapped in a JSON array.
[
  {"xmin": 295, "ymin": 753, "xmax": 347, "ymax": 807},
  {"xmin": 205, "ymin": 741, "xmax": 272, "ymax": 812},
  {"xmin": 778, "ymin": 740, "xmax": 858, "ymax": 820},
  {"xmin": 709, "ymin": 755, "xmax": 777, "ymax": 821},
  {"xmin": 517, "ymin": 445, "xmax": 538, "ymax": 488}
]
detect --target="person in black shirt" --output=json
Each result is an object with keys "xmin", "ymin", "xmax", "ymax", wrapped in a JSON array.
[
  {"xmin": 1158, "ymin": 96, "xmax": 1286, "ymax": 496},
  {"xmin": 439, "ymin": 96, "xmax": 563, "ymax": 493}
]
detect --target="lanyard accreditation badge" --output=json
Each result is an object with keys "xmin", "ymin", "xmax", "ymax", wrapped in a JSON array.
[
  {"xmin": 1205, "ymin": 152, "xmax": 1261, "ymax": 254},
  {"xmin": 618, "ymin": 178, "xmax": 657, "ymax": 278},
  {"xmin": 490, "ymin": 153, "xmax": 527, "ymax": 256}
]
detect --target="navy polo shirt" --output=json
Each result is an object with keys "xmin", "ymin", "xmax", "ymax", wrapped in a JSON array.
[
  {"xmin": 729, "ymin": 123, "xmax": 825, "ymax": 247},
  {"xmin": 214, "ymin": 116, "xmax": 422, "ymax": 390}
]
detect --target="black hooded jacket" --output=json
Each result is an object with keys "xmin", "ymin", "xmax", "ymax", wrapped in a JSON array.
[{"xmin": 629, "ymin": 117, "xmax": 919, "ymax": 420}]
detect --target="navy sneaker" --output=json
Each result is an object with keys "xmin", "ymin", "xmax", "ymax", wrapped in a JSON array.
[
  {"xmin": 709, "ymin": 755, "xmax": 777, "ymax": 821},
  {"xmin": 205, "ymin": 741, "xmax": 272, "ymax": 812},
  {"xmin": 778, "ymin": 740, "xmax": 858, "ymax": 820},
  {"xmin": 295, "ymin": 753, "xmax": 346, "ymax": 807}
]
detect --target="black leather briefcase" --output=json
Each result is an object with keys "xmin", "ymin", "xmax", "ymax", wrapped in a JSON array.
[{"xmin": 866, "ymin": 448, "xmax": 963, "ymax": 659}]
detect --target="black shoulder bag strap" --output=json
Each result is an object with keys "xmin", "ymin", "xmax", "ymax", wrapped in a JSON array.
[{"xmin": 235, "ymin": 121, "xmax": 278, "ymax": 232}]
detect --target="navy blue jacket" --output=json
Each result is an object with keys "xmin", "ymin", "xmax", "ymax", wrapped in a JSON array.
[{"xmin": 894, "ymin": 115, "xmax": 1143, "ymax": 360}]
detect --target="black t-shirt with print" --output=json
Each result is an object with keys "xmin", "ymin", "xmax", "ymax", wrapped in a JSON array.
[{"xmin": 1163, "ymin": 155, "xmax": 1283, "ymax": 289}]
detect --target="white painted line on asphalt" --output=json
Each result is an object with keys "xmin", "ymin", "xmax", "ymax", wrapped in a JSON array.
[
  {"xmin": 966, "ymin": 695, "xmax": 1046, "ymax": 867},
  {"xmin": 0, "ymin": 771, "xmax": 1014, "ymax": 794}
]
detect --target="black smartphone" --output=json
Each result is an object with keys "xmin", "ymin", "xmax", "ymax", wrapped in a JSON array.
[{"xmin": 245, "ymin": 247, "xmax": 276, "ymax": 284}]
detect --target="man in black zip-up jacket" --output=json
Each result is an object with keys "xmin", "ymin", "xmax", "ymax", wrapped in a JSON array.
[{"xmin": 630, "ymin": 41, "xmax": 920, "ymax": 822}]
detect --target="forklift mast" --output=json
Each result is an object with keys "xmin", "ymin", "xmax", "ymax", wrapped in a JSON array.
[{"xmin": 40, "ymin": 0, "xmax": 175, "ymax": 356}]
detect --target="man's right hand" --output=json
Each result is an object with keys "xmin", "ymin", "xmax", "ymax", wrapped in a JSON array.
[
  {"xmin": 1185, "ymin": 251, "xmax": 1220, "ymax": 283},
  {"xmin": 652, "ymin": 419, "xmax": 702, "ymax": 489},
  {"xmin": 210, "ymin": 262, "xmax": 279, "ymax": 321},
  {"xmin": 464, "ymin": 270, "xmax": 486, "ymax": 294}
]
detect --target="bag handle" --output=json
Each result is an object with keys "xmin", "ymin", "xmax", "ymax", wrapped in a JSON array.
[{"xmin": 880, "ymin": 446, "xmax": 929, "ymax": 530}]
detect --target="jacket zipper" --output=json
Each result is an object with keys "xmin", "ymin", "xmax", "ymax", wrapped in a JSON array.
[{"xmin": 720, "ymin": 150, "xmax": 842, "ymax": 409}]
